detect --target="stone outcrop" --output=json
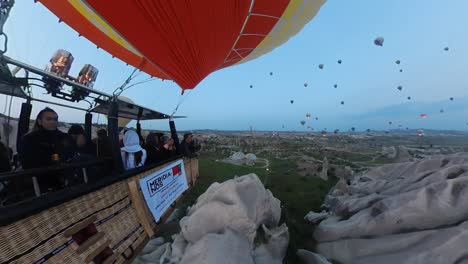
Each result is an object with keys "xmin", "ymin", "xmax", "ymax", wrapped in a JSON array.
[
  {"xmin": 320, "ymin": 157, "xmax": 329, "ymax": 181},
  {"xmin": 308, "ymin": 153, "xmax": 468, "ymax": 264}
]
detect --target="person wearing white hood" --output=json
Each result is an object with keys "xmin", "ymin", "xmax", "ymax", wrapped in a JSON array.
[{"xmin": 121, "ymin": 130, "xmax": 147, "ymax": 170}]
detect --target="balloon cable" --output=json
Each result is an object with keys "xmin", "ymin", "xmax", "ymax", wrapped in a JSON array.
[
  {"xmin": 113, "ymin": 68, "xmax": 139, "ymax": 96},
  {"xmin": 170, "ymin": 89, "xmax": 193, "ymax": 117}
]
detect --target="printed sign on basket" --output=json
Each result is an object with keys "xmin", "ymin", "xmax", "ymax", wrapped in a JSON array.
[{"xmin": 139, "ymin": 159, "xmax": 188, "ymax": 222}]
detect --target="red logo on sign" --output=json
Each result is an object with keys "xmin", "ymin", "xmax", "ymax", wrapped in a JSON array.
[{"xmin": 172, "ymin": 165, "xmax": 181, "ymax": 176}]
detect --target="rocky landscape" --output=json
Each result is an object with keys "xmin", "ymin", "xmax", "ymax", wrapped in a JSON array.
[
  {"xmin": 303, "ymin": 153, "xmax": 468, "ymax": 264},
  {"xmin": 4, "ymin": 115, "xmax": 468, "ymax": 263}
]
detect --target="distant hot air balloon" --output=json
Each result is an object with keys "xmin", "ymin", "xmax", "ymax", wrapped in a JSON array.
[
  {"xmin": 440, "ymin": 109, "xmax": 444, "ymax": 113},
  {"xmin": 337, "ymin": 59, "xmax": 342, "ymax": 64},
  {"xmin": 407, "ymin": 96, "xmax": 411, "ymax": 100},
  {"xmin": 315, "ymin": 117, "xmax": 319, "ymax": 121},
  {"xmin": 389, "ymin": 121, "xmax": 393, "ymax": 125},
  {"xmin": 397, "ymin": 86, "xmax": 402, "ymax": 91},
  {"xmin": 395, "ymin": 60, "xmax": 401, "ymax": 65},
  {"xmin": 400, "ymin": 69, "xmax": 403, "ymax": 72},
  {"xmin": 306, "ymin": 113, "xmax": 311, "ymax": 119},
  {"xmin": 334, "ymin": 129, "xmax": 339, "ymax": 134},
  {"xmin": 290, "ymin": 100, "xmax": 294, "ymax": 104},
  {"xmin": 374, "ymin": 37, "xmax": 384, "ymax": 46},
  {"xmin": 444, "ymin": 47, "xmax": 449, "ymax": 51},
  {"xmin": 270, "ymin": 72, "xmax": 273, "ymax": 76},
  {"xmin": 304, "ymin": 83, "xmax": 308, "ymax": 87},
  {"xmin": 334, "ymin": 84, "xmax": 338, "ymax": 88},
  {"xmin": 351, "ymin": 127, "xmax": 356, "ymax": 132},
  {"xmin": 450, "ymin": 97, "xmax": 454, "ymax": 101},
  {"xmin": 249, "ymin": 85, "xmax": 253, "ymax": 88},
  {"xmin": 307, "ymin": 125, "xmax": 311, "ymax": 129},
  {"xmin": 421, "ymin": 113, "xmax": 427, "ymax": 118},
  {"xmin": 366, "ymin": 129, "xmax": 371, "ymax": 133},
  {"xmin": 300, "ymin": 120, "xmax": 306, "ymax": 126},
  {"xmin": 340, "ymin": 101, "xmax": 344, "ymax": 105},
  {"xmin": 318, "ymin": 64, "xmax": 324, "ymax": 70}
]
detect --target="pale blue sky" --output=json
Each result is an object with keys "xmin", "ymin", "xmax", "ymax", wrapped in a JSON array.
[{"xmin": 2, "ymin": 0, "xmax": 468, "ymax": 132}]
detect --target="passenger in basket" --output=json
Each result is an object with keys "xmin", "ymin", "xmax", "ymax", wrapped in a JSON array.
[
  {"xmin": 121, "ymin": 130, "xmax": 147, "ymax": 170},
  {"xmin": 144, "ymin": 132, "xmax": 161, "ymax": 165},
  {"xmin": 0, "ymin": 135, "xmax": 11, "ymax": 173},
  {"xmin": 158, "ymin": 135, "xmax": 176, "ymax": 161},
  {"xmin": 180, "ymin": 132, "xmax": 200, "ymax": 158},
  {"xmin": 18, "ymin": 107, "xmax": 75, "ymax": 191},
  {"xmin": 68, "ymin": 124, "xmax": 96, "ymax": 157},
  {"xmin": 94, "ymin": 128, "xmax": 112, "ymax": 158}
]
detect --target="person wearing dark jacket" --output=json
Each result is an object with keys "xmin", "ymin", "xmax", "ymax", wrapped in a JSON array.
[
  {"xmin": 0, "ymin": 138, "xmax": 11, "ymax": 173},
  {"xmin": 156, "ymin": 135, "xmax": 176, "ymax": 161},
  {"xmin": 94, "ymin": 128, "xmax": 112, "ymax": 158},
  {"xmin": 144, "ymin": 132, "xmax": 161, "ymax": 165},
  {"xmin": 68, "ymin": 124, "xmax": 96, "ymax": 157},
  {"xmin": 180, "ymin": 133, "xmax": 198, "ymax": 158},
  {"xmin": 18, "ymin": 107, "xmax": 75, "ymax": 191}
]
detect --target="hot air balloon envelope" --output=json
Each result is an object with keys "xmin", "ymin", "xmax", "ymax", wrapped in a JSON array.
[
  {"xmin": 374, "ymin": 37, "xmax": 384, "ymax": 46},
  {"xmin": 38, "ymin": 1, "xmax": 326, "ymax": 90}
]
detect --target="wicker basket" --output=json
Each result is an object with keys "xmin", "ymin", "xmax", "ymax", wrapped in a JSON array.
[{"xmin": 0, "ymin": 158, "xmax": 199, "ymax": 264}]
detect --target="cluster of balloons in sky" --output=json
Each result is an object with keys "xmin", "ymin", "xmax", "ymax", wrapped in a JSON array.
[{"xmin": 254, "ymin": 36, "xmax": 458, "ymax": 132}]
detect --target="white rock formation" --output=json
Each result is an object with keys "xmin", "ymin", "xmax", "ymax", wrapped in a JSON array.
[
  {"xmin": 180, "ymin": 173, "xmax": 281, "ymax": 243},
  {"xmin": 381, "ymin": 146, "xmax": 397, "ymax": 159},
  {"xmin": 297, "ymin": 249, "xmax": 332, "ymax": 264},
  {"xmin": 304, "ymin": 211, "xmax": 328, "ymax": 224},
  {"xmin": 246, "ymin": 153, "xmax": 257, "ymax": 165},
  {"xmin": 135, "ymin": 174, "xmax": 287, "ymax": 264},
  {"xmin": 311, "ymin": 153, "xmax": 468, "ymax": 264},
  {"xmin": 180, "ymin": 229, "xmax": 255, "ymax": 264},
  {"xmin": 320, "ymin": 157, "xmax": 329, "ymax": 181},
  {"xmin": 230, "ymin": 151, "xmax": 246, "ymax": 160},
  {"xmin": 253, "ymin": 224, "xmax": 289, "ymax": 264}
]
